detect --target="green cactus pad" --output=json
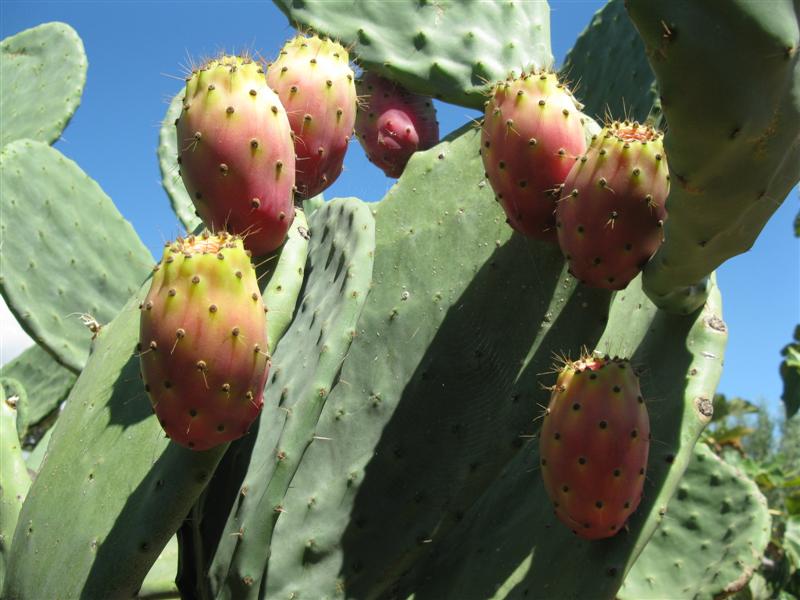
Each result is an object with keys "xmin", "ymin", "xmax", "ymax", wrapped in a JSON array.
[
  {"xmin": 0, "ymin": 140, "xmax": 152, "ymax": 373},
  {"xmin": 272, "ymin": 0, "xmax": 553, "ymax": 108},
  {"xmin": 207, "ymin": 197, "xmax": 375, "ymax": 597},
  {"xmin": 407, "ymin": 277, "xmax": 727, "ymax": 599},
  {"xmin": 0, "ymin": 22, "xmax": 87, "ymax": 147},
  {"xmin": 0, "ymin": 344, "xmax": 76, "ymax": 427},
  {"xmin": 627, "ymin": 0, "xmax": 800, "ymax": 312},
  {"xmin": 257, "ymin": 208, "xmax": 310, "ymax": 354},
  {"xmin": 158, "ymin": 90, "xmax": 202, "ymax": 232},
  {"xmin": 0, "ymin": 386, "xmax": 31, "ymax": 592},
  {"xmin": 2, "ymin": 290, "xmax": 227, "ymax": 599},
  {"xmin": 561, "ymin": 0, "xmax": 658, "ymax": 124},
  {"xmin": 619, "ymin": 443, "xmax": 771, "ymax": 599}
]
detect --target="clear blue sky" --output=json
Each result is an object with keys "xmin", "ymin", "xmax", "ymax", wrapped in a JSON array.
[{"xmin": 1, "ymin": 1, "xmax": 798, "ymax": 417}]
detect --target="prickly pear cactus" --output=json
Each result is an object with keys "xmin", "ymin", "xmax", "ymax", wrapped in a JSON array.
[
  {"xmin": 557, "ymin": 121, "xmax": 669, "ymax": 290},
  {"xmin": 139, "ymin": 233, "xmax": 271, "ymax": 450},
  {"xmin": 539, "ymin": 355, "xmax": 650, "ymax": 540},
  {"xmin": 1, "ymin": 0, "xmax": 796, "ymax": 597},
  {"xmin": 481, "ymin": 71, "xmax": 587, "ymax": 242},
  {"xmin": 176, "ymin": 55, "xmax": 296, "ymax": 256},
  {"xmin": 267, "ymin": 34, "xmax": 357, "ymax": 198}
]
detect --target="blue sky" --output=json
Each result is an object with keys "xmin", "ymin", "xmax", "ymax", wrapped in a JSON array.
[{"xmin": 1, "ymin": 1, "xmax": 798, "ymax": 416}]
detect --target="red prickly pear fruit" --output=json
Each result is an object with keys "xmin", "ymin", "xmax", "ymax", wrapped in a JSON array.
[
  {"xmin": 539, "ymin": 354, "xmax": 649, "ymax": 540},
  {"xmin": 139, "ymin": 232, "xmax": 270, "ymax": 451},
  {"xmin": 556, "ymin": 121, "xmax": 669, "ymax": 290},
  {"xmin": 481, "ymin": 71, "xmax": 587, "ymax": 242},
  {"xmin": 354, "ymin": 72, "xmax": 439, "ymax": 178},
  {"xmin": 267, "ymin": 34, "xmax": 357, "ymax": 199},
  {"xmin": 176, "ymin": 55, "xmax": 295, "ymax": 257}
]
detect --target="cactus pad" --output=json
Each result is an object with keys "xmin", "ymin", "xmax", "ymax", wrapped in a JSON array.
[
  {"xmin": 159, "ymin": 90, "xmax": 202, "ymax": 232},
  {"xmin": 0, "ymin": 22, "xmax": 87, "ymax": 146},
  {"xmin": 207, "ymin": 197, "xmax": 375, "ymax": 597},
  {"xmin": 272, "ymin": 0, "xmax": 553, "ymax": 108},
  {"xmin": 627, "ymin": 0, "xmax": 800, "ymax": 312},
  {"xmin": 0, "ymin": 344, "xmax": 77, "ymax": 428},
  {"xmin": 0, "ymin": 140, "xmax": 152, "ymax": 372},
  {"xmin": 619, "ymin": 443, "xmax": 771, "ymax": 599},
  {"xmin": 561, "ymin": 0, "xmax": 657, "ymax": 124}
]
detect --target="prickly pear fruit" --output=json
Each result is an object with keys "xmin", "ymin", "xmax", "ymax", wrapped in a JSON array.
[
  {"xmin": 176, "ymin": 55, "xmax": 295, "ymax": 257},
  {"xmin": 556, "ymin": 121, "xmax": 669, "ymax": 290},
  {"xmin": 481, "ymin": 72, "xmax": 586, "ymax": 242},
  {"xmin": 139, "ymin": 232, "xmax": 270, "ymax": 451},
  {"xmin": 355, "ymin": 72, "xmax": 439, "ymax": 178},
  {"xmin": 267, "ymin": 34, "xmax": 356, "ymax": 199},
  {"xmin": 539, "ymin": 355, "xmax": 649, "ymax": 540}
]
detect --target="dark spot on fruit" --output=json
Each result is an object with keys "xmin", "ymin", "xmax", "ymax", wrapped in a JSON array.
[
  {"xmin": 638, "ymin": 395, "xmax": 644, "ymax": 404},
  {"xmin": 578, "ymin": 456, "xmax": 586, "ymax": 465},
  {"xmin": 613, "ymin": 468, "xmax": 621, "ymax": 477},
  {"xmin": 217, "ymin": 424, "xmax": 225, "ymax": 432},
  {"xmin": 631, "ymin": 429, "xmax": 638, "ymax": 438},
  {"xmin": 562, "ymin": 485, "xmax": 569, "ymax": 492},
  {"xmin": 624, "ymin": 501, "xmax": 631, "ymax": 509},
  {"xmin": 572, "ymin": 402, "xmax": 581, "ymax": 411},
  {"xmin": 189, "ymin": 409, "xmax": 197, "ymax": 417},
  {"xmin": 554, "ymin": 432, "xmax": 561, "ymax": 440},
  {"xmin": 612, "ymin": 385, "xmax": 621, "ymax": 393},
  {"xmin": 541, "ymin": 459, "xmax": 547, "ymax": 466},
  {"xmin": 589, "ymin": 373, "xmax": 597, "ymax": 380},
  {"xmin": 599, "ymin": 420, "xmax": 608, "ymax": 429},
  {"xmin": 595, "ymin": 500, "xmax": 603, "ymax": 509}
]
